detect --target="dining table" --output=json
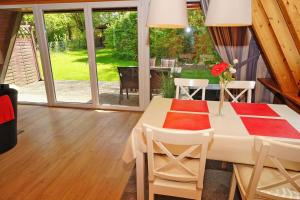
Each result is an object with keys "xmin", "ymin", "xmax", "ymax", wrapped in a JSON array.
[{"xmin": 122, "ymin": 96, "xmax": 300, "ymax": 200}]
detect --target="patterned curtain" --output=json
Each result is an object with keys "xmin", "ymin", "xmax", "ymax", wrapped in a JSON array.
[{"xmin": 200, "ymin": 0, "xmax": 273, "ymax": 103}]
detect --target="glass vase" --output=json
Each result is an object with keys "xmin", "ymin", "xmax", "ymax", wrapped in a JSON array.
[{"xmin": 218, "ymin": 82, "xmax": 226, "ymax": 116}]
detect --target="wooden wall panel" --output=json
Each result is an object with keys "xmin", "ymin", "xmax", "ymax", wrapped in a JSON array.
[
  {"xmin": 252, "ymin": 0, "xmax": 298, "ymax": 93},
  {"xmin": 0, "ymin": 11, "xmax": 18, "ymax": 75}
]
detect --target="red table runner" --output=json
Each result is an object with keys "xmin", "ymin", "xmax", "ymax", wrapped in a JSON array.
[
  {"xmin": 163, "ymin": 112, "xmax": 211, "ymax": 130},
  {"xmin": 241, "ymin": 117, "xmax": 300, "ymax": 139},
  {"xmin": 231, "ymin": 103, "xmax": 280, "ymax": 117},
  {"xmin": 170, "ymin": 99, "xmax": 209, "ymax": 113}
]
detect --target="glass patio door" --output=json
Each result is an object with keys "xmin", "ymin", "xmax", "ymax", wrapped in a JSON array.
[
  {"xmin": 43, "ymin": 10, "xmax": 93, "ymax": 104},
  {"xmin": 31, "ymin": 1, "xmax": 149, "ymax": 110},
  {"xmin": 91, "ymin": 8, "xmax": 139, "ymax": 107}
]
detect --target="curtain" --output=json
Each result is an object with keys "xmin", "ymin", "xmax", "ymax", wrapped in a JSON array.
[{"xmin": 200, "ymin": 0, "xmax": 273, "ymax": 103}]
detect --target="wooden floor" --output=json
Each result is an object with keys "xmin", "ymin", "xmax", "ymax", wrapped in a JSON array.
[{"xmin": 0, "ymin": 105, "xmax": 141, "ymax": 200}]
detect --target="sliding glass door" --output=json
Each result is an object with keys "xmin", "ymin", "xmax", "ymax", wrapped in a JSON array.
[
  {"xmin": 0, "ymin": 1, "xmax": 149, "ymax": 110},
  {"xmin": 92, "ymin": 8, "xmax": 139, "ymax": 107},
  {"xmin": 43, "ymin": 10, "xmax": 92, "ymax": 103}
]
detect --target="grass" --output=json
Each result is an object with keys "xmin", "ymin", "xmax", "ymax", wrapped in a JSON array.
[
  {"xmin": 49, "ymin": 48, "xmax": 137, "ymax": 81},
  {"xmin": 47, "ymin": 48, "xmax": 218, "ymax": 83}
]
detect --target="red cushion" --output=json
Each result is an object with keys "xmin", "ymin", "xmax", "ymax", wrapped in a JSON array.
[
  {"xmin": 0, "ymin": 95, "xmax": 15, "ymax": 124},
  {"xmin": 231, "ymin": 103, "xmax": 279, "ymax": 117},
  {"xmin": 163, "ymin": 112, "xmax": 211, "ymax": 130},
  {"xmin": 241, "ymin": 117, "xmax": 300, "ymax": 139},
  {"xmin": 170, "ymin": 99, "xmax": 209, "ymax": 113}
]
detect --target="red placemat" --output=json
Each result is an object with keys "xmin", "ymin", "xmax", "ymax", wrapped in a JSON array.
[
  {"xmin": 163, "ymin": 112, "xmax": 211, "ymax": 130},
  {"xmin": 241, "ymin": 117, "xmax": 300, "ymax": 139},
  {"xmin": 231, "ymin": 103, "xmax": 280, "ymax": 117},
  {"xmin": 170, "ymin": 99, "xmax": 209, "ymax": 113}
]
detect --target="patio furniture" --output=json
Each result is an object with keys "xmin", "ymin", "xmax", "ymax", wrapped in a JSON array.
[
  {"xmin": 229, "ymin": 137, "xmax": 300, "ymax": 200},
  {"xmin": 225, "ymin": 81, "xmax": 256, "ymax": 103},
  {"xmin": 150, "ymin": 69, "xmax": 170, "ymax": 98},
  {"xmin": 174, "ymin": 78, "xmax": 209, "ymax": 100},
  {"xmin": 150, "ymin": 57, "xmax": 156, "ymax": 68},
  {"xmin": 144, "ymin": 124, "xmax": 213, "ymax": 200},
  {"xmin": 121, "ymin": 97, "xmax": 300, "ymax": 200},
  {"xmin": 117, "ymin": 67, "xmax": 139, "ymax": 104},
  {"xmin": 0, "ymin": 84, "xmax": 18, "ymax": 154},
  {"xmin": 161, "ymin": 58, "xmax": 176, "ymax": 68}
]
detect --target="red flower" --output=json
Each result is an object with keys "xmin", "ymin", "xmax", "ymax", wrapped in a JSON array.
[{"xmin": 211, "ymin": 61, "xmax": 229, "ymax": 77}]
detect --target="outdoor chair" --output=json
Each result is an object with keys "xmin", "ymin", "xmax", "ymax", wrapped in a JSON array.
[
  {"xmin": 229, "ymin": 137, "xmax": 300, "ymax": 200},
  {"xmin": 150, "ymin": 57, "xmax": 156, "ymax": 68},
  {"xmin": 161, "ymin": 58, "xmax": 176, "ymax": 68},
  {"xmin": 143, "ymin": 124, "xmax": 214, "ymax": 200},
  {"xmin": 117, "ymin": 67, "xmax": 139, "ymax": 104},
  {"xmin": 174, "ymin": 78, "xmax": 209, "ymax": 100}
]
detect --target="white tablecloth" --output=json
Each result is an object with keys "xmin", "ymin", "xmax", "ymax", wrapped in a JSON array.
[{"xmin": 122, "ymin": 96, "xmax": 300, "ymax": 165}]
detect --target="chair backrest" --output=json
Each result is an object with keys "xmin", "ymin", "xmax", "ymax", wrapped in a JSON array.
[
  {"xmin": 225, "ymin": 81, "xmax": 256, "ymax": 103},
  {"xmin": 161, "ymin": 58, "xmax": 176, "ymax": 68},
  {"xmin": 143, "ymin": 124, "xmax": 213, "ymax": 189},
  {"xmin": 174, "ymin": 78, "xmax": 209, "ymax": 100},
  {"xmin": 247, "ymin": 137, "xmax": 300, "ymax": 199},
  {"xmin": 150, "ymin": 57, "xmax": 156, "ymax": 67},
  {"xmin": 117, "ymin": 67, "xmax": 139, "ymax": 89}
]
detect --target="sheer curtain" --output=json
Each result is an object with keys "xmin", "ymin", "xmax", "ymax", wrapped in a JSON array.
[{"xmin": 200, "ymin": 0, "xmax": 273, "ymax": 103}]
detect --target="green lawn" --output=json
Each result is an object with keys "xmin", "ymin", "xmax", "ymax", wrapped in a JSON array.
[
  {"xmin": 48, "ymin": 48, "xmax": 218, "ymax": 83},
  {"xmin": 49, "ymin": 48, "xmax": 137, "ymax": 81}
]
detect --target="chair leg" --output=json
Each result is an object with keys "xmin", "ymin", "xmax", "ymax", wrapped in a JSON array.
[
  {"xmin": 149, "ymin": 183, "xmax": 154, "ymax": 200},
  {"xmin": 126, "ymin": 89, "xmax": 129, "ymax": 99},
  {"xmin": 228, "ymin": 172, "xmax": 237, "ymax": 200},
  {"xmin": 119, "ymin": 88, "xmax": 123, "ymax": 104}
]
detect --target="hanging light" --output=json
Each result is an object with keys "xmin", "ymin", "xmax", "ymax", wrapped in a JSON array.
[
  {"xmin": 205, "ymin": 0, "xmax": 252, "ymax": 27},
  {"xmin": 147, "ymin": 0, "xmax": 188, "ymax": 29}
]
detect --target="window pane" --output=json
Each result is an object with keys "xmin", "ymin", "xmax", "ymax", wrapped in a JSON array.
[
  {"xmin": 4, "ymin": 13, "xmax": 47, "ymax": 103},
  {"xmin": 92, "ymin": 9, "xmax": 139, "ymax": 106},
  {"xmin": 44, "ymin": 11, "xmax": 92, "ymax": 103},
  {"xmin": 149, "ymin": 5, "xmax": 221, "ymax": 99}
]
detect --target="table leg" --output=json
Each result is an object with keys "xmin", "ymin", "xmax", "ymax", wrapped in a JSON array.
[{"xmin": 136, "ymin": 151, "xmax": 145, "ymax": 200}]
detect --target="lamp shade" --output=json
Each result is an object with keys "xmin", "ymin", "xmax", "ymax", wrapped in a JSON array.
[
  {"xmin": 147, "ymin": 0, "xmax": 188, "ymax": 28},
  {"xmin": 205, "ymin": 0, "xmax": 252, "ymax": 27}
]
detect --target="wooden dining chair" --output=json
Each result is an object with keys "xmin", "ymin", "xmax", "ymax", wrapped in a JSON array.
[
  {"xmin": 229, "ymin": 137, "xmax": 300, "ymax": 200},
  {"xmin": 225, "ymin": 81, "xmax": 256, "ymax": 103},
  {"xmin": 143, "ymin": 124, "xmax": 214, "ymax": 200},
  {"xmin": 174, "ymin": 78, "xmax": 209, "ymax": 100}
]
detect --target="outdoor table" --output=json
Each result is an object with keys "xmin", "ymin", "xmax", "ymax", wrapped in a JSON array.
[{"xmin": 122, "ymin": 96, "xmax": 300, "ymax": 200}]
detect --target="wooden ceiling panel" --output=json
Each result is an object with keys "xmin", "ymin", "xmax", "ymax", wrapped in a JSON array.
[
  {"xmin": 0, "ymin": 0, "xmax": 121, "ymax": 5},
  {"xmin": 260, "ymin": 0, "xmax": 300, "ymax": 90},
  {"xmin": 253, "ymin": 0, "xmax": 298, "ymax": 93}
]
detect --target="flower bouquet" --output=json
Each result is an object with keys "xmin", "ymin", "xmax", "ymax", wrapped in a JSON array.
[{"xmin": 211, "ymin": 59, "xmax": 238, "ymax": 115}]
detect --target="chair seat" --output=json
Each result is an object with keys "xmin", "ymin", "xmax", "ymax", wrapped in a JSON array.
[{"xmin": 234, "ymin": 164, "xmax": 300, "ymax": 199}]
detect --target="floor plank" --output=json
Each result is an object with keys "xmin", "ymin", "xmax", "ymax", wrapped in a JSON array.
[{"xmin": 0, "ymin": 105, "xmax": 141, "ymax": 200}]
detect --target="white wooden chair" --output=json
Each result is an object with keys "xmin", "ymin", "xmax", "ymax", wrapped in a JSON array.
[
  {"xmin": 174, "ymin": 78, "xmax": 209, "ymax": 100},
  {"xmin": 161, "ymin": 58, "xmax": 176, "ymax": 68},
  {"xmin": 229, "ymin": 137, "xmax": 300, "ymax": 200},
  {"xmin": 225, "ymin": 81, "xmax": 256, "ymax": 103},
  {"xmin": 150, "ymin": 57, "xmax": 156, "ymax": 68},
  {"xmin": 143, "ymin": 124, "xmax": 214, "ymax": 200}
]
